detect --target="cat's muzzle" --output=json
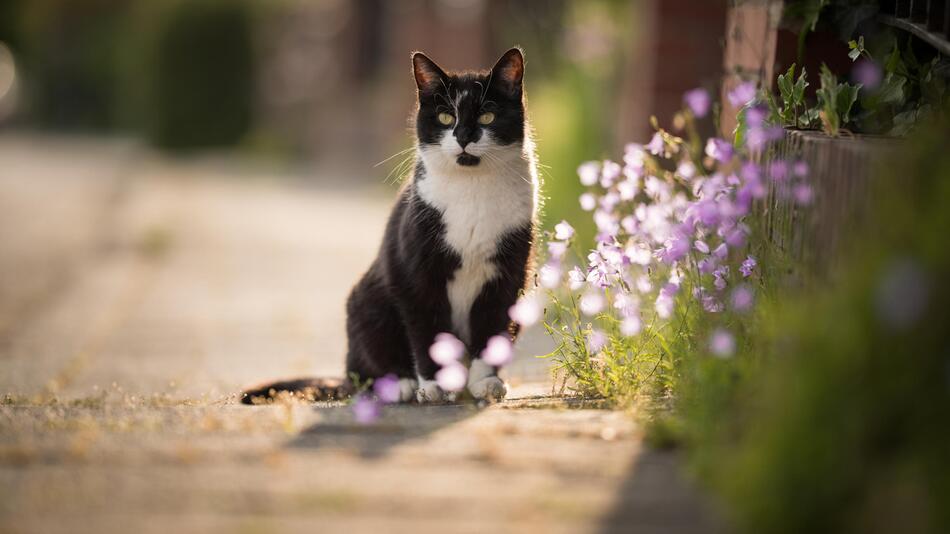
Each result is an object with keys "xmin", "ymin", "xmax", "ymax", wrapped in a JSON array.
[{"xmin": 456, "ymin": 153, "xmax": 481, "ymax": 167}]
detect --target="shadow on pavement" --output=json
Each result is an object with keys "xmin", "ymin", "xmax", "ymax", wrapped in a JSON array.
[
  {"xmin": 600, "ymin": 449, "xmax": 728, "ymax": 534},
  {"xmin": 288, "ymin": 402, "xmax": 481, "ymax": 459}
]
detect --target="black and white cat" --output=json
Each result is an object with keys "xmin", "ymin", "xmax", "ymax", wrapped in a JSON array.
[{"xmin": 243, "ymin": 48, "xmax": 537, "ymax": 404}]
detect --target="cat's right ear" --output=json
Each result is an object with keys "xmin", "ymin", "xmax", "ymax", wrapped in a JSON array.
[{"xmin": 412, "ymin": 52, "xmax": 447, "ymax": 94}]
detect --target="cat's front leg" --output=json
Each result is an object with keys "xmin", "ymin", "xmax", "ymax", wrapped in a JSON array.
[
  {"xmin": 466, "ymin": 358, "xmax": 507, "ymax": 401},
  {"xmin": 466, "ymin": 303, "xmax": 517, "ymax": 402},
  {"xmin": 402, "ymin": 308, "xmax": 455, "ymax": 403}
]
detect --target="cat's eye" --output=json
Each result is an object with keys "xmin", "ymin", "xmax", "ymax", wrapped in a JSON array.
[
  {"xmin": 478, "ymin": 112, "xmax": 495, "ymax": 125},
  {"xmin": 437, "ymin": 112, "xmax": 455, "ymax": 126}
]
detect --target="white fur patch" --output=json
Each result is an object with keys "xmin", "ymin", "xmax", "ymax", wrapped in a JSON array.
[
  {"xmin": 416, "ymin": 379, "xmax": 445, "ymax": 403},
  {"xmin": 467, "ymin": 359, "xmax": 507, "ymax": 401},
  {"xmin": 398, "ymin": 378, "xmax": 418, "ymax": 403},
  {"xmin": 467, "ymin": 358, "xmax": 495, "ymax": 385},
  {"xmin": 417, "ymin": 132, "xmax": 537, "ymax": 344}
]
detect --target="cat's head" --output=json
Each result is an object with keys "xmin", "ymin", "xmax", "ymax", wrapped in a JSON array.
[{"xmin": 412, "ymin": 48, "xmax": 525, "ymax": 173}]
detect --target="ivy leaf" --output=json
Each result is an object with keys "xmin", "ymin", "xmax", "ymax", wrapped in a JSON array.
[
  {"xmin": 889, "ymin": 108, "xmax": 921, "ymax": 136},
  {"xmin": 877, "ymin": 73, "xmax": 907, "ymax": 107},
  {"xmin": 777, "ymin": 64, "xmax": 795, "ymax": 105},
  {"xmin": 847, "ymin": 36, "xmax": 865, "ymax": 62},
  {"xmin": 836, "ymin": 83, "xmax": 860, "ymax": 124},
  {"xmin": 793, "ymin": 67, "xmax": 809, "ymax": 105}
]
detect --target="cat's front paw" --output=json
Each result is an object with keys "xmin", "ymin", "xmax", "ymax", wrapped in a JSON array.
[
  {"xmin": 468, "ymin": 376, "xmax": 507, "ymax": 402},
  {"xmin": 397, "ymin": 378, "xmax": 418, "ymax": 403},
  {"xmin": 416, "ymin": 380, "xmax": 446, "ymax": 403}
]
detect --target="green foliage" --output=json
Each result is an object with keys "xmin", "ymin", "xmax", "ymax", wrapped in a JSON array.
[
  {"xmin": 135, "ymin": 0, "xmax": 256, "ymax": 150},
  {"xmin": 764, "ymin": 62, "xmax": 860, "ymax": 136},
  {"xmin": 816, "ymin": 64, "xmax": 861, "ymax": 136},
  {"xmin": 16, "ymin": 0, "xmax": 131, "ymax": 130},
  {"xmin": 675, "ymin": 119, "xmax": 950, "ymax": 533},
  {"xmin": 768, "ymin": 63, "xmax": 816, "ymax": 129},
  {"xmin": 542, "ymin": 289, "xmax": 685, "ymax": 408},
  {"xmin": 855, "ymin": 37, "xmax": 948, "ymax": 136}
]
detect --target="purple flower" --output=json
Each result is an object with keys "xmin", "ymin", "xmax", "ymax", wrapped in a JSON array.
[
  {"xmin": 677, "ymin": 160, "xmax": 697, "ymax": 180},
  {"xmin": 548, "ymin": 240, "xmax": 568, "ymax": 260},
  {"xmin": 481, "ymin": 335, "xmax": 514, "ymax": 367},
  {"xmin": 725, "ymin": 227, "xmax": 747, "ymax": 248},
  {"xmin": 731, "ymin": 285, "xmax": 754, "ymax": 312},
  {"xmin": 709, "ymin": 328, "xmax": 736, "ymax": 357},
  {"xmin": 429, "ymin": 333, "xmax": 465, "ymax": 366},
  {"xmin": 568, "ymin": 267, "xmax": 586, "ymax": 290},
  {"xmin": 646, "ymin": 132, "xmax": 665, "ymax": 156},
  {"xmin": 713, "ymin": 243, "xmax": 729, "ymax": 260},
  {"xmin": 601, "ymin": 161, "xmax": 622, "ymax": 187},
  {"xmin": 373, "ymin": 374, "xmax": 402, "ymax": 404},
  {"xmin": 684, "ymin": 88, "xmax": 711, "ymax": 118},
  {"xmin": 694, "ymin": 240, "xmax": 710, "ymax": 254},
  {"xmin": 793, "ymin": 160, "xmax": 809, "ymax": 177},
  {"xmin": 618, "ymin": 179, "xmax": 637, "ymax": 200},
  {"xmin": 769, "ymin": 160, "xmax": 788, "ymax": 181},
  {"xmin": 746, "ymin": 127, "xmax": 768, "ymax": 151},
  {"xmin": 852, "ymin": 59, "xmax": 882, "ymax": 91},
  {"xmin": 698, "ymin": 257, "xmax": 718, "ymax": 274},
  {"xmin": 655, "ymin": 293, "xmax": 675, "ymax": 319},
  {"xmin": 705, "ymin": 138, "xmax": 734, "ymax": 163},
  {"xmin": 728, "ymin": 81, "xmax": 757, "ymax": 108},
  {"xmin": 352, "ymin": 394, "xmax": 380, "ymax": 424},
  {"xmin": 509, "ymin": 293, "xmax": 543, "ymax": 326},
  {"xmin": 554, "ymin": 220, "xmax": 575, "ymax": 240},
  {"xmin": 578, "ymin": 161, "xmax": 601, "ymax": 186},
  {"xmin": 620, "ymin": 315, "xmax": 642, "ymax": 336},
  {"xmin": 745, "ymin": 105, "xmax": 767, "ymax": 128},
  {"xmin": 579, "ymin": 193, "xmax": 597, "ymax": 211},
  {"xmin": 580, "ymin": 290, "xmax": 606, "ymax": 316},
  {"xmin": 594, "ymin": 209, "xmax": 619, "ymax": 236},
  {"xmin": 697, "ymin": 200, "xmax": 720, "ymax": 227},
  {"xmin": 793, "ymin": 183, "xmax": 813, "ymax": 205},
  {"xmin": 587, "ymin": 329, "xmax": 608, "ymax": 353},
  {"xmin": 740, "ymin": 255, "xmax": 757, "ymax": 277},
  {"xmin": 659, "ymin": 236, "xmax": 690, "ymax": 264},
  {"xmin": 539, "ymin": 263, "xmax": 562, "ymax": 289},
  {"xmin": 436, "ymin": 363, "xmax": 467, "ymax": 392},
  {"xmin": 702, "ymin": 295, "xmax": 724, "ymax": 313},
  {"xmin": 713, "ymin": 275, "xmax": 727, "ymax": 292}
]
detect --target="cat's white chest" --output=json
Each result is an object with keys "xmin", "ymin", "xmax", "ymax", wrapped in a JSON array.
[{"xmin": 416, "ymin": 155, "xmax": 536, "ymax": 344}]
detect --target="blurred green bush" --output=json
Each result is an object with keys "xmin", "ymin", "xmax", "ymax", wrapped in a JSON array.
[
  {"xmin": 126, "ymin": 0, "xmax": 255, "ymax": 149},
  {"xmin": 5, "ymin": 0, "xmax": 256, "ymax": 149},
  {"xmin": 669, "ymin": 118, "xmax": 950, "ymax": 533},
  {"xmin": 14, "ymin": 0, "xmax": 129, "ymax": 130}
]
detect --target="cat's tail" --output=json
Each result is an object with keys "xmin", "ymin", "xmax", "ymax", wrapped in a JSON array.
[{"xmin": 240, "ymin": 377, "xmax": 354, "ymax": 405}]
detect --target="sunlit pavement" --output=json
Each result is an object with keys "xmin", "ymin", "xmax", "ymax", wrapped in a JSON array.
[{"xmin": 0, "ymin": 135, "xmax": 722, "ymax": 533}]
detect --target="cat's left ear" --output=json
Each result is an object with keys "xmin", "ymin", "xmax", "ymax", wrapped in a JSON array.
[
  {"xmin": 412, "ymin": 52, "xmax": 447, "ymax": 95},
  {"xmin": 490, "ymin": 47, "xmax": 524, "ymax": 96}
]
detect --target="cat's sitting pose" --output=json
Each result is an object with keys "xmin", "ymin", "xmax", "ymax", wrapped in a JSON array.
[{"xmin": 242, "ymin": 48, "xmax": 537, "ymax": 404}]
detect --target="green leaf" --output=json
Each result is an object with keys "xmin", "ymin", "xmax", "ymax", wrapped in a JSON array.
[
  {"xmin": 777, "ymin": 64, "xmax": 795, "ymax": 106},
  {"xmin": 835, "ymin": 83, "xmax": 860, "ymax": 124},
  {"xmin": 889, "ymin": 109, "xmax": 920, "ymax": 136},
  {"xmin": 877, "ymin": 73, "xmax": 907, "ymax": 107},
  {"xmin": 793, "ymin": 67, "xmax": 809, "ymax": 106}
]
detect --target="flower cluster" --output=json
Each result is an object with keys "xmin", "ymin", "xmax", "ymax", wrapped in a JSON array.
[
  {"xmin": 507, "ymin": 83, "xmax": 812, "ymax": 371},
  {"xmin": 352, "ymin": 327, "xmax": 516, "ymax": 423}
]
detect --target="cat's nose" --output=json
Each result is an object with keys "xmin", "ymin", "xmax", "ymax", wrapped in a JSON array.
[{"xmin": 454, "ymin": 127, "xmax": 480, "ymax": 150}]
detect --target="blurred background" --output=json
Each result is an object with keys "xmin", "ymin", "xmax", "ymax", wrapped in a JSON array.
[{"xmin": 0, "ymin": 0, "xmax": 728, "ymax": 394}]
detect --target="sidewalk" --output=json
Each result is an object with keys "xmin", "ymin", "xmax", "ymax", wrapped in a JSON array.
[{"xmin": 0, "ymin": 135, "xmax": 721, "ymax": 533}]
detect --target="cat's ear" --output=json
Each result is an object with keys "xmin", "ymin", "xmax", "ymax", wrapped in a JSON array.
[
  {"xmin": 490, "ymin": 47, "xmax": 524, "ymax": 96},
  {"xmin": 412, "ymin": 52, "xmax": 447, "ymax": 94}
]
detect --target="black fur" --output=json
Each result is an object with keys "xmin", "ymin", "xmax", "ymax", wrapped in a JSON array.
[{"xmin": 242, "ymin": 48, "xmax": 533, "ymax": 404}]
